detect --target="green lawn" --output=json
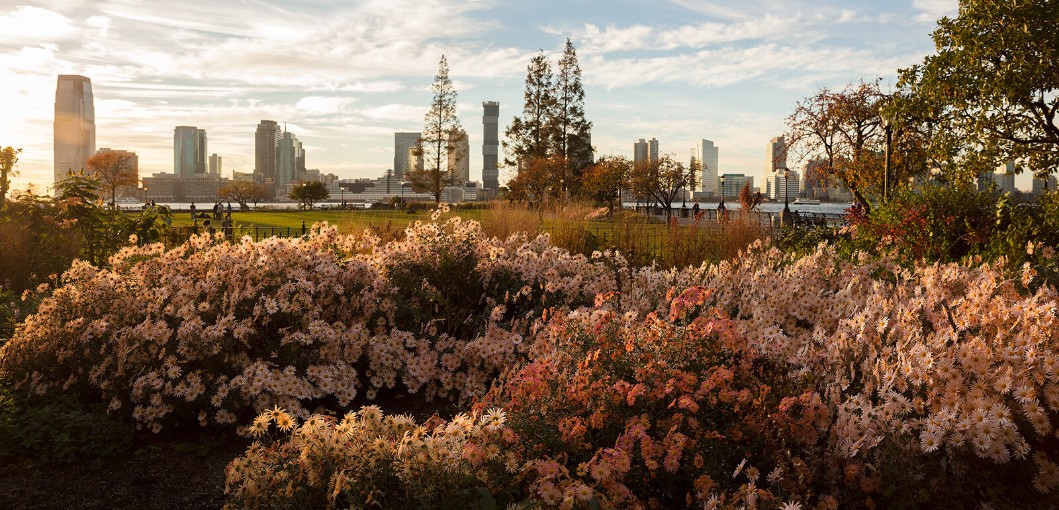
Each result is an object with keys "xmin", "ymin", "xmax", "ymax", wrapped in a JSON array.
[
  {"xmin": 158, "ymin": 205, "xmax": 738, "ymax": 268},
  {"xmin": 168, "ymin": 208, "xmax": 488, "ymax": 233}
]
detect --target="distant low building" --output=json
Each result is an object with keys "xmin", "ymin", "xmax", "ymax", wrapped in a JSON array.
[
  {"xmin": 337, "ymin": 171, "xmax": 481, "ymax": 204},
  {"xmin": 143, "ymin": 173, "xmax": 228, "ymax": 202}
]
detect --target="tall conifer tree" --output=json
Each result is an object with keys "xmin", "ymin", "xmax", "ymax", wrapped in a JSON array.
[
  {"xmin": 503, "ymin": 51, "xmax": 558, "ymax": 170},
  {"xmin": 409, "ymin": 55, "xmax": 462, "ymax": 203},
  {"xmin": 554, "ymin": 38, "xmax": 593, "ymax": 190}
]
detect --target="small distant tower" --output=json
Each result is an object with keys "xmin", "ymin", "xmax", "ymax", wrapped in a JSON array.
[{"xmin": 482, "ymin": 101, "xmax": 499, "ymax": 191}]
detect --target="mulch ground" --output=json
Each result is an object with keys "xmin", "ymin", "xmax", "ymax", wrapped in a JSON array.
[{"xmin": 0, "ymin": 439, "xmax": 248, "ymax": 510}]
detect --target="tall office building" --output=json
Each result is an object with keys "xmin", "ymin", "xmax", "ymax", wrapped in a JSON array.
[
  {"xmin": 692, "ymin": 139, "xmax": 719, "ymax": 194},
  {"xmin": 448, "ymin": 129, "xmax": 470, "ymax": 183},
  {"xmin": 255, "ymin": 120, "xmax": 281, "ymax": 185},
  {"xmin": 209, "ymin": 153, "xmax": 222, "ymax": 175},
  {"xmin": 173, "ymin": 126, "xmax": 205, "ymax": 178},
  {"xmin": 719, "ymin": 174, "xmax": 753, "ymax": 198},
  {"xmin": 1032, "ymin": 174, "xmax": 1057, "ymax": 194},
  {"xmin": 278, "ymin": 129, "xmax": 304, "ymax": 187},
  {"xmin": 767, "ymin": 136, "xmax": 786, "ymax": 173},
  {"xmin": 633, "ymin": 138, "xmax": 659, "ymax": 165},
  {"xmin": 196, "ymin": 129, "xmax": 207, "ymax": 174},
  {"xmin": 394, "ymin": 132, "xmax": 422, "ymax": 182},
  {"xmin": 482, "ymin": 101, "xmax": 499, "ymax": 190},
  {"xmin": 54, "ymin": 75, "xmax": 96, "ymax": 186}
]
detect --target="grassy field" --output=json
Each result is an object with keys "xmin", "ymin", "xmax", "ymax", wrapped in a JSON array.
[
  {"xmin": 160, "ymin": 202, "xmax": 767, "ymax": 268},
  {"xmin": 169, "ymin": 208, "xmax": 487, "ymax": 232}
]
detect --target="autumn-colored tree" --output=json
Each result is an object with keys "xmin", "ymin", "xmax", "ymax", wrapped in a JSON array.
[
  {"xmin": 86, "ymin": 151, "xmax": 138, "ymax": 208},
  {"xmin": 898, "ymin": 0, "xmax": 1059, "ymax": 180},
  {"xmin": 786, "ymin": 81, "xmax": 929, "ymax": 214},
  {"xmin": 506, "ymin": 155, "xmax": 566, "ymax": 209},
  {"xmin": 581, "ymin": 156, "xmax": 630, "ymax": 215},
  {"xmin": 218, "ymin": 180, "xmax": 269, "ymax": 210},
  {"xmin": 288, "ymin": 181, "xmax": 329, "ymax": 210},
  {"xmin": 408, "ymin": 55, "xmax": 462, "ymax": 204},
  {"xmin": 628, "ymin": 155, "xmax": 687, "ymax": 223},
  {"xmin": 0, "ymin": 146, "xmax": 21, "ymax": 211}
]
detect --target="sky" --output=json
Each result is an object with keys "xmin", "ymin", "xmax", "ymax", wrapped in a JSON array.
[{"xmin": 0, "ymin": 0, "xmax": 965, "ymax": 192}]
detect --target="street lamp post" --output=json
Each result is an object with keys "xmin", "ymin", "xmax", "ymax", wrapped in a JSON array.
[
  {"xmin": 883, "ymin": 116, "xmax": 892, "ymax": 203},
  {"xmin": 717, "ymin": 175, "xmax": 727, "ymax": 220},
  {"xmin": 781, "ymin": 168, "xmax": 793, "ymax": 227}
]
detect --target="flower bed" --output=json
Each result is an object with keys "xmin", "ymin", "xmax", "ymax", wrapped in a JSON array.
[
  {"xmin": 224, "ymin": 242, "xmax": 1059, "ymax": 509},
  {"xmin": 3, "ymin": 213, "xmax": 1056, "ymax": 507},
  {"xmin": 0, "ymin": 216, "xmax": 695, "ymax": 434}
]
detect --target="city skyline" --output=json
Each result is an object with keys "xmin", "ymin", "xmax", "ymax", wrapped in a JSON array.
[{"xmin": 4, "ymin": 0, "xmax": 965, "ymax": 191}]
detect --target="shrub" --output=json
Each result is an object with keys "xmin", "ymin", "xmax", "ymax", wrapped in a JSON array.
[
  {"xmin": 0, "ymin": 380, "xmax": 133, "ymax": 462},
  {"xmin": 0, "ymin": 217, "xmax": 693, "ymax": 435},
  {"xmin": 224, "ymin": 406, "xmax": 517, "ymax": 509},
  {"xmin": 225, "ymin": 241, "xmax": 1059, "ymax": 509}
]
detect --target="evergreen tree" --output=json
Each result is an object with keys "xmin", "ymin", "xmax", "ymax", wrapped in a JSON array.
[
  {"xmin": 409, "ymin": 55, "xmax": 462, "ymax": 203},
  {"xmin": 503, "ymin": 50, "xmax": 558, "ymax": 170},
  {"xmin": 554, "ymin": 39, "xmax": 593, "ymax": 192}
]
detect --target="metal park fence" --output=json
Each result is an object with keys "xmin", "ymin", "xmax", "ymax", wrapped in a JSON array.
[
  {"xmin": 159, "ymin": 224, "xmax": 308, "ymax": 249},
  {"xmin": 633, "ymin": 205, "xmax": 848, "ymax": 229}
]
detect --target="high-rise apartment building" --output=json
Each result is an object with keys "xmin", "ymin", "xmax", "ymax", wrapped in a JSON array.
[
  {"xmin": 767, "ymin": 136, "xmax": 786, "ymax": 174},
  {"xmin": 482, "ymin": 102, "xmax": 499, "ymax": 190},
  {"xmin": 767, "ymin": 169, "xmax": 800, "ymax": 200},
  {"xmin": 174, "ymin": 126, "xmax": 205, "ymax": 178},
  {"xmin": 634, "ymin": 139, "xmax": 647, "ymax": 164},
  {"xmin": 692, "ymin": 139, "xmax": 719, "ymax": 194},
  {"xmin": 633, "ymin": 138, "xmax": 660, "ymax": 165},
  {"xmin": 255, "ymin": 120, "xmax": 281, "ymax": 185},
  {"xmin": 278, "ymin": 129, "xmax": 304, "ymax": 187},
  {"xmin": 54, "ymin": 75, "xmax": 95, "ymax": 186},
  {"xmin": 448, "ymin": 129, "xmax": 470, "ymax": 183},
  {"xmin": 394, "ymin": 132, "xmax": 422, "ymax": 182},
  {"xmin": 209, "ymin": 153, "xmax": 222, "ymax": 175}
]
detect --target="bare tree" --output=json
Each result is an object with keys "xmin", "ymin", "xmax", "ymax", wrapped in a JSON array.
[{"xmin": 629, "ymin": 155, "xmax": 687, "ymax": 223}]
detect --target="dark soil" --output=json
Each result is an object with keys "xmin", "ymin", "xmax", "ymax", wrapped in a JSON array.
[
  {"xmin": 0, "ymin": 439, "xmax": 249, "ymax": 510},
  {"xmin": 0, "ymin": 394, "xmax": 462, "ymax": 509}
]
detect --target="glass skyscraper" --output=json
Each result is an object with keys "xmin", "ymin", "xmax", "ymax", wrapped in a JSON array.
[
  {"xmin": 53, "ymin": 75, "xmax": 95, "ymax": 188},
  {"xmin": 174, "ymin": 126, "xmax": 206, "ymax": 178}
]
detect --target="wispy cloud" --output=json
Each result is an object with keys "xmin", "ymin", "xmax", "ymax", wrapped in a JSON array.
[
  {"xmin": 2, "ymin": 0, "xmax": 958, "ymax": 189},
  {"xmin": 912, "ymin": 0, "xmax": 957, "ymax": 24}
]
